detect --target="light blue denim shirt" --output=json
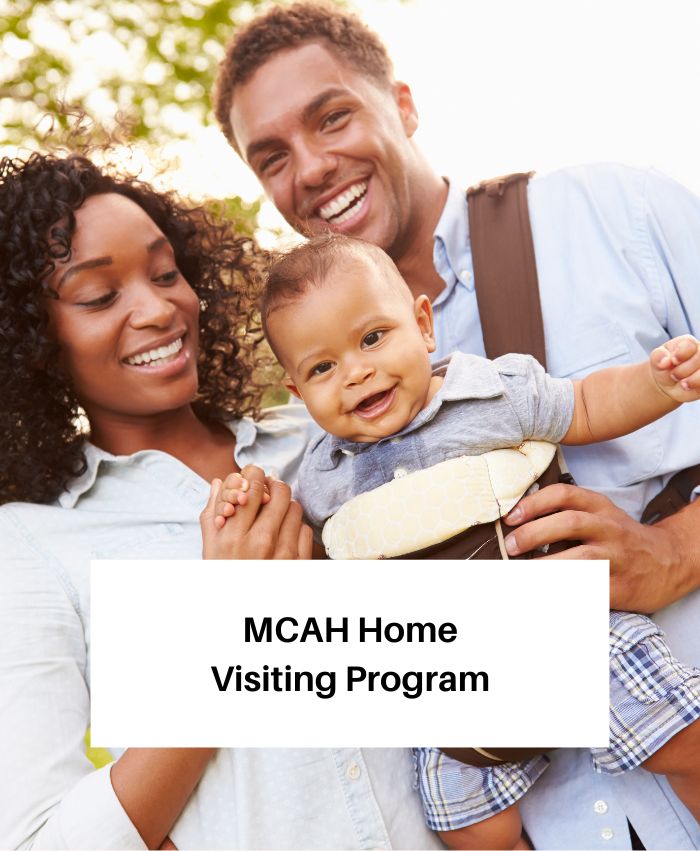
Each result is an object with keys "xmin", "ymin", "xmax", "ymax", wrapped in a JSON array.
[
  {"xmin": 432, "ymin": 164, "xmax": 700, "ymax": 850},
  {"xmin": 297, "ymin": 351, "xmax": 573, "ymax": 533},
  {"xmin": 0, "ymin": 404, "xmax": 440, "ymax": 850}
]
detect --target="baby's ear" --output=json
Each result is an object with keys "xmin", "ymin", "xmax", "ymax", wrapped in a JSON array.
[
  {"xmin": 284, "ymin": 376, "xmax": 303, "ymax": 399},
  {"xmin": 414, "ymin": 294, "xmax": 436, "ymax": 353}
]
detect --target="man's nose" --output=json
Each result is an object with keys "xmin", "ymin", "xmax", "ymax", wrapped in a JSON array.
[
  {"xmin": 128, "ymin": 283, "xmax": 177, "ymax": 328},
  {"xmin": 295, "ymin": 142, "xmax": 337, "ymax": 189}
]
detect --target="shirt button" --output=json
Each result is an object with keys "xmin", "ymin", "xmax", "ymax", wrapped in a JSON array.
[
  {"xmin": 601, "ymin": 827, "xmax": 614, "ymax": 841},
  {"xmin": 460, "ymin": 269, "xmax": 471, "ymax": 280},
  {"xmin": 390, "ymin": 436, "xmax": 402, "ymax": 444},
  {"xmin": 394, "ymin": 467, "xmax": 408, "ymax": 479},
  {"xmin": 346, "ymin": 762, "xmax": 361, "ymax": 780},
  {"xmin": 593, "ymin": 800, "xmax": 608, "ymax": 815}
]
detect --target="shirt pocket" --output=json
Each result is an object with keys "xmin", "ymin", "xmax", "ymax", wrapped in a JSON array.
[
  {"xmin": 90, "ymin": 522, "xmax": 188, "ymax": 559},
  {"xmin": 552, "ymin": 321, "xmax": 664, "ymax": 487},
  {"xmin": 552, "ymin": 321, "xmax": 630, "ymax": 379}
]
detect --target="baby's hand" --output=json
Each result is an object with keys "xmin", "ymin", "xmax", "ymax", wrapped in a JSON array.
[
  {"xmin": 214, "ymin": 471, "xmax": 271, "ymax": 530},
  {"xmin": 650, "ymin": 335, "xmax": 700, "ymax": 402}
]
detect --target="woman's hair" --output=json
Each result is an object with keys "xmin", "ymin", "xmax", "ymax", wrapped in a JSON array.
[{"xmin": 0, "ymin": 151, "xmax": 269, "ymax": 505}]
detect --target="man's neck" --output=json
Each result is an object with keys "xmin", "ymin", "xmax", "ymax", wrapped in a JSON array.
[{"xmin": 393, "ymin": 176, "xmax": 449, "ymax": 302}]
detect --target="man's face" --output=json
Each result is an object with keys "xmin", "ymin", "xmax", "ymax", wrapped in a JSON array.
[
  {"xmin": 230, "ymin": 43, "xmax": 422, "ymax": 258},
  {"xmin": 268, "ymin": 255, "xmax": 437, "ymax": 443}
]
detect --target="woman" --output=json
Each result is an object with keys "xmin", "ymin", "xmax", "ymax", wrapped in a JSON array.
[{"xmin": 0, "ymin": 151, "xmax": 314, "ymax": 848}]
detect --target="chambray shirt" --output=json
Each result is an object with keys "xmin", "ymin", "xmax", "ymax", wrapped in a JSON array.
[
  {"xmin": 0, "ymin": 404, "xmax": 440, "ymax": 850},
  {"xmin": 432, "ymin": 165, "xmax": 700, "ymax": 850},
  {"xmin": 297, "ymin": 351, "xmax": 573, "ymax": 533}
]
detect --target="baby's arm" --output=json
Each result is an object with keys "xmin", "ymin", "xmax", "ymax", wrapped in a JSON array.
[{"xmin": 563, "ymin": 334, "xmax": 700, "ymax": 445}]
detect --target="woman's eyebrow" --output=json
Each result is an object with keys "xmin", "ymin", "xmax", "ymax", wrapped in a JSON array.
[
  {"xmin": 58, "ymin": 256, "xmax": 112, "ymax": 288},
  {"xmin": 148, "ymin": 236, "xmax": 169, "ymax": 253},
  {"xmin": 57, "ymin": 237, "xmax": 169, "ymax": 288}
]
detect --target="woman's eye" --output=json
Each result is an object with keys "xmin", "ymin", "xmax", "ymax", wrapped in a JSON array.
[
  {"xmin": 77, "ymin": 291, "xmax": 118, "ymax": 308},
  {"xmin": 311, "ymin": 361, "xmax": 333, "ymax": 376},
  {"xmin": 362, "ymin": 330, "xmax": 384, "ymax": 347},
  {"xmin": 154, "ymin": 270, "xmax": 179, "ymax": 284}
]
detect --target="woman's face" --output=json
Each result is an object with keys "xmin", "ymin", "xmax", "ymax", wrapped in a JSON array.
[{"xmin": 45, "ymin": 192, "xmax": 200, "ymax": 425}]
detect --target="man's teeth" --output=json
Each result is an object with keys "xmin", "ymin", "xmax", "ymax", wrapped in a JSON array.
[
  {"xmin": 126, "ymin": 337, "xmax": 183, "ymax": 366},
  {"xmin": 318, "ymin": 182, "xmax": 367, "ymax": 222}
]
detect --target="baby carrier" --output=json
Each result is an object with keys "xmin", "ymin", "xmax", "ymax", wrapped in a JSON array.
[{"xmin": 322, "ymin": 173, "xmax": 700, "ymax": 766}]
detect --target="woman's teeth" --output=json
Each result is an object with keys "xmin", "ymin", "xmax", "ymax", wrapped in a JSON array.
[
  {"xmin": 319, "ymin": 182, "xmax": 368, "ymax": 223},
  {"xmin": 126, "ymin": 337, "xmax": 183, "ymax": 366}
]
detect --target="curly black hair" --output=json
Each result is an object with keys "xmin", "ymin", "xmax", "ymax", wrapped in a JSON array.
[{"xmin": 0, "ymin": 151, "xmax": 270, "ymax": 505}]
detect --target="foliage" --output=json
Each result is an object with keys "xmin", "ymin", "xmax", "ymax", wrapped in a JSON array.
[{"xmin": 0, "ymin": 0, "xmax": 267, "ymax": 148}]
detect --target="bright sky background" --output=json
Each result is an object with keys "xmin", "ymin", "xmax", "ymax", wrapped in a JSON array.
[{"xmin": 8, "ymin": 0, "xmax": 700, "ymax": 240}]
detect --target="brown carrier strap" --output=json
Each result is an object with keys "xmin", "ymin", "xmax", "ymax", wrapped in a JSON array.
[
  {"xmin": 641, "ymin": 463, "xmax": 700, "ymax": 525},
  {"xmin": 467, "ymin": 172, "xmax": 546, "ymax": 368},
  {"xmin": 468, "ymin": 171, "xmax": 700, "ymax": 524}
]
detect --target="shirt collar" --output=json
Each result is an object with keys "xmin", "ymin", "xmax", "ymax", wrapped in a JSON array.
[
  {"xmin": 432, "ymin": 179, "xmax": 474, "ymax": 303},
  {"xmin": 320, "ymin": 352, "xmax": 503, "ymax": 470},
  {"xmin": 57, "ymin": 418, "xmax": 254, "ymax": 508}
]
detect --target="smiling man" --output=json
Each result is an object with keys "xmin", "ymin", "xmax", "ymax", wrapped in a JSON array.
[{"xmin": 212, "ymin": 3, "xmax": 700, "ymax": 849}]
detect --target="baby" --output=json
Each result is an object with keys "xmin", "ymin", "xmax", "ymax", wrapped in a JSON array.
[{"xmin": 214, "ymin": 234, "xmax": 700, "ymax": 849}]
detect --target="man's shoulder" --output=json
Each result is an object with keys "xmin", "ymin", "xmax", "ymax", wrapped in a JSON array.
[{"xmin": 529, "ymin": 161, "xmax": 649, "ymax": 205}]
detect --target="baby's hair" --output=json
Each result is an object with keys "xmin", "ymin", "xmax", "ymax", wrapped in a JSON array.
[{"xmin": 262, "ymin": 233, "xmax": 407, "ymax": 359}]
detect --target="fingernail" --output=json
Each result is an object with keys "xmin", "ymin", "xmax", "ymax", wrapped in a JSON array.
[
  {"xmin": 681, "ymin": 379, "xmax": 690, "ymax": 390},
  {"xmin": 504, "ymin": 534, "xmax": 519, "ymax": 556},
  {"xmin": 506, "ymin": 506, "xmax": 522, "ymax": 523}
]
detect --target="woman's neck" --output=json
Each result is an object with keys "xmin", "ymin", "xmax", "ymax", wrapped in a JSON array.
[{"xmin": 87, "ymin": 405, "xmax": 239, "ymax": 482}]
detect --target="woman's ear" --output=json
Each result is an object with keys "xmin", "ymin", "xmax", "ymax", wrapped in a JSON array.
[{"xmin": 414, "ymin": 294, "xmax": 436, "ymax": 353}]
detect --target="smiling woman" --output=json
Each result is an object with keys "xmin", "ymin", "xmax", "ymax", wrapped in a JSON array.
[{"xmin": 0, "ymin": 151, "xmax": 315, "ymax": 849}]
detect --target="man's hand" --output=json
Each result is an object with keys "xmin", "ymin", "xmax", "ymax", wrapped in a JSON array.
[
  {"xmin": 502, "ymin": 482, "xmax": 698, "ymax": 612},
  {"xmin": 650, "ymin": 334, "xmax": 700, "ymax": 402}
]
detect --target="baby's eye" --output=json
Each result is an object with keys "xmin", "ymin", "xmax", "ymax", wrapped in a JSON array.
[
  {"xmin": 311, "ymin": 361, "xmax": 333, "ymax": 376},
  {"xmin": 362, "ymin": 330, "xmax": 384, "ymax": 348}
]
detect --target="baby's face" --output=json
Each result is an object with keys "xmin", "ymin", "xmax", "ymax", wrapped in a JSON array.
[{"xmin": 269, "ymin": 259, "xmax": 438, "ymax": 442}]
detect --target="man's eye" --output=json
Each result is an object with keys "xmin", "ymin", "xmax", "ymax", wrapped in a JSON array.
[
  {"xmin": 77, "ymin": 291, "xmax": 118, "ymax": 308},
  {"xmin": 260, "ymin": 151, "xmax": 286, "ymax": 174},
  {"xmin": 311, "ymin": 361, "xmax": 333, "ymax": 376},
  {"xmin": 153, "ymin": 270, "xmax": 179, "ymax": 284},
  {"xmin": 362, "ymin": 330, "xmax": 384, "ymax": 347},
  {"xmin": 322, "ymin": 110, "xmax": 350, "ymax": 131}
]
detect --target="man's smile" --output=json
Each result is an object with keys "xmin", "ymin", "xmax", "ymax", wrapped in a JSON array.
[{"xmin": 317, "ymin": 180, "xmax": 369, "ymax": 225}]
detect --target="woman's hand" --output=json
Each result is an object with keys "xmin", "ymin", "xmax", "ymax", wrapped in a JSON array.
[{"xmin": 200, "ymin": 465, "xmax": 313, "ymax": 559}]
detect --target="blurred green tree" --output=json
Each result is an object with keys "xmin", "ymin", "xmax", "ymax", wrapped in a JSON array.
[{"xmin": 0, "ymin": 0, "xmax": 265, "ymax": 148}]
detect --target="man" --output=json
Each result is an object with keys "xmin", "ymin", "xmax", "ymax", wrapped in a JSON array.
[{"xmin": 212, "ymin": 3, "xmax": 700, "ymax": 849}]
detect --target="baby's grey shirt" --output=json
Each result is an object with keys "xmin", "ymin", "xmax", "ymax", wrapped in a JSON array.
[{"xmin": 295, "ymin": 351, "xmax": 575, "ymax": 535}]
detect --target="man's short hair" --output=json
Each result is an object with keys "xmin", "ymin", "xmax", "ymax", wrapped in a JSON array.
[
  {"xmin": 262, "ymin": 233, "xmax": 405, "ymax": 360},
  {"xmin": 213, "ymin": 1, "xmax": 394, "ymax": 149}
]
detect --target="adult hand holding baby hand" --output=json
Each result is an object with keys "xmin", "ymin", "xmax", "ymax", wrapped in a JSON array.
[{"xmin": 200, "ymin": 465, "xmax": 313, "ymax": 559}]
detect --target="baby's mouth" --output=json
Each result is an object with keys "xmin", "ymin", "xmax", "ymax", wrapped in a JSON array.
[{"xmin": 353, "ymin": 386, "xmax": 396, "ymax": 419}]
